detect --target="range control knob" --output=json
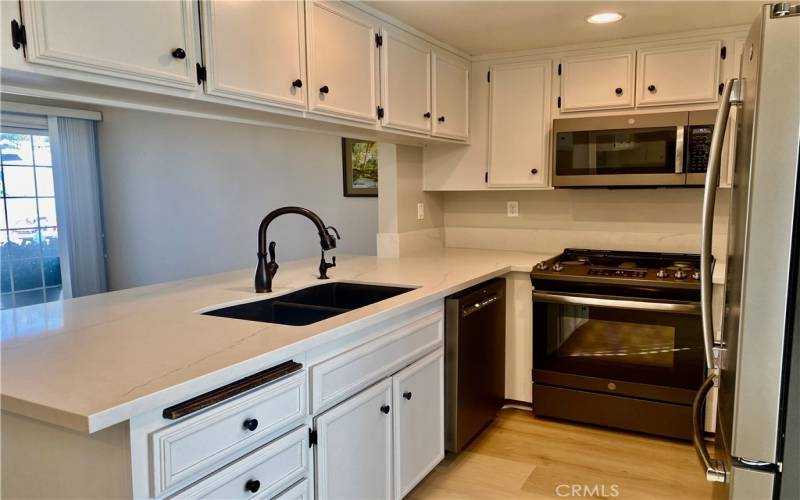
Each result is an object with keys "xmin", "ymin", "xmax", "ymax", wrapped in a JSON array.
[
  {"xmin": 656, "ymin": 268, "xmax": 669, "ymax": 279},
  {"xmin": 674, "ymin": 269, "xmax": 688, "ymax": 280},
  {"xmin": 692, "ymin": 270, "xmax": 701, "ymax": 280},
  {"xmin": 552, "ymin": 262, "xmax": 564, "ymax": 272},
  {"xmin": 535, "ymin": 261, "xmax": 549, "ymax": 271}
]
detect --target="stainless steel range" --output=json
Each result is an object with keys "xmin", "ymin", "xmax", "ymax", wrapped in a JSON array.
[{"xmin": 530, "ymin": 248, "xmax": 706, "ymax": 440}]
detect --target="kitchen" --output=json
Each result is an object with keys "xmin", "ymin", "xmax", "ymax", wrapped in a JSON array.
[{"xmin": 0, "ymin": 1, "xmax": 798, "ymax": 499}]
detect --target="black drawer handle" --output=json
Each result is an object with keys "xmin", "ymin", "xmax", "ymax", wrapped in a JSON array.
[
  {"xmin": 243, "ymin": 418, "xmax": 259, "ymax": 431},
  {"xmin": 403, "ymin": 391, "xmax": 412, "ymax": 400},
  {"xmin": 292, "ymin": 79, "xmax": 303, "ymax": 88},
  {"xmin": 437, "ymin": 116, "xmax": 445, "ymax": 123},
  {"xmin": 615, "ymin": 87, "xmax": 623, "ymax": 96},
  {"xmin": 171, "ymin": 48, "xmax": 186, "ymax": 60},
  {"xmin": 245, "ymin": 479, "xmax": 261, "ymax": 493},
  {"xmin": 423, "ymin": 112, "xmax": 431, "ymax": 118},
  {"xmin": 319, "ymin": 85, "xmax": 329, "ymax": 94},
  {"xmin": 380, "ymin": 404, "xmax": 390, "ymax": 414},
  {"xmin": 647, "ymin": 84, "xmax": 657, "ymax": 93}
]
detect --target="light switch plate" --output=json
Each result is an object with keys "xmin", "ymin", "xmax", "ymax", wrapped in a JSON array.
[
  {"xmin": 417, "ymin": 202, "xmax": 425, "ymax": 220},
  {"xmin": 507, "ymin": 201, "xmax": 519, "ymax": 217}
]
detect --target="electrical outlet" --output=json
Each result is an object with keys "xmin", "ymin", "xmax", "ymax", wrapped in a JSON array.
[
  {"xmin": 507, "ymin": 201, "xmax": 519, "ymax": 217},
  {"xmin": 417, "ymin": 202, "xmax": 425, "ymax": 220}
]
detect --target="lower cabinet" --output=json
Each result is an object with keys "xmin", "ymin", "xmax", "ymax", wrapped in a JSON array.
[{"xmin": 314, "ymin": 349, "xmax": 444, "ymax": 499}]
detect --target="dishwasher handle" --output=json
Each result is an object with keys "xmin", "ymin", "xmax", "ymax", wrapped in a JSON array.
[{"xmin": 462, "ymin": 293, "xmax": 502, "ymax": 317}]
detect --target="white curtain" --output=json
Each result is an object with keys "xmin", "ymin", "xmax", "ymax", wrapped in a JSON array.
[{"xmin": 51, "ymin": 117, "xmax": 108, "ymax": 298}]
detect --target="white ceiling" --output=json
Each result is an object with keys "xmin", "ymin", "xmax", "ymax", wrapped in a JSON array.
[{"xmin": 364, "ymin": 1, "xmax": 763, "ymax": 55}]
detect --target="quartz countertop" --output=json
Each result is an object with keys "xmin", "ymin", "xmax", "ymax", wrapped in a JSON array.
[{"xmin": 1, "ymin": 248, "xmax": 554, "ymax": 433}]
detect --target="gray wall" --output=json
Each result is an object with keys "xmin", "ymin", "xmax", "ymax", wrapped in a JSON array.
[{"xmin": 97, "ymin": 108, "xmax": 378, "ymax": 290}]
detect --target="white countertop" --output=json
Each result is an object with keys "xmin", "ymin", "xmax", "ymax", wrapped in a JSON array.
[{"xmin": 1, "ymin": 248, "xmax": 553, "ymax": 433}]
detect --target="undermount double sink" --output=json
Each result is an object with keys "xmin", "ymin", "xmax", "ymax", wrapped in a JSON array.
[{"xmin": 203, "ymin": 282, "xmax": 415, "ymax": 326}]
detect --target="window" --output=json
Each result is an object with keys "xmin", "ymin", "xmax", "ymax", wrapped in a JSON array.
[{"xmin": 1, "ymin": 130, "xmax": 63, "ymax": 309}]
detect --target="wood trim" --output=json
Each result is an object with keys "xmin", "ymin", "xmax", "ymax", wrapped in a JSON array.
[{"xmin": 162, "ymin": 360, "xmax": 302, "ymax": 420}]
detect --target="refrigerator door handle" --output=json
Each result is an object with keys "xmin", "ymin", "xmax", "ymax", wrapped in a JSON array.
[{"xmin": 693, "ymin": 375, "xmax": 727, "ymax": 482}]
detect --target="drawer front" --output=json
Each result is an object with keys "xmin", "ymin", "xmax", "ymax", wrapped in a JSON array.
[
  {"xmin": 170, "ymin": 426, "xmax": 309, "ymax": 499},
  {"xmin": 311, "ymin": 311, "xmax": 443, "ymax": 412},
  {"xmin": 152, "ymin": 372, "xmax": 307, "ymax": 496},
  {"xmin": 273, "ymin": 478, "xmax": 311, "ymax": 500}
]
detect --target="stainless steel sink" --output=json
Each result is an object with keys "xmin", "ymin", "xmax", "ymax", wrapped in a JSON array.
[{"xmin": 203, "ymin": 282, "xmax": 415, "ymax": 326}]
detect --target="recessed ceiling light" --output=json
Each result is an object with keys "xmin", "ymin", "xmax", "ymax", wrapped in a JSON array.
[{"xmin": 587, "ymin": 12, "xmax": 624, "ymax": 24}]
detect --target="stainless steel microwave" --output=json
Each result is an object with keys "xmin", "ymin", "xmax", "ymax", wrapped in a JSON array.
[{"xmin": 552, "ymin": 111, "xmax": 716, "ymax": 187}]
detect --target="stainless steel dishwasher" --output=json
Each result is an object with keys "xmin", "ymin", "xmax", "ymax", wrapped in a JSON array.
[{"xmin": 444, "ymin": 278, "xmax": 506, "ymax": 453}]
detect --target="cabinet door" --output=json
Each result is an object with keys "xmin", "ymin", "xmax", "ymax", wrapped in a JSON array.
[
  {"xmin": 199, "ymin": 0, "xmax": 306, "ymax": 109},
  {"xmin": 306, "ymin": 1, "xmax": 379, "ymax": 123},
  {"xmin": 393, "ymin": 350, "xmax": 444, "ymax": 499},
  {"xmin": 315, "ymin": 379, "xmax": 393, "ymax": 500},
  {"xmin": 20, "ymin": 0, "xmax": 198, "ymax": 89},
  {"xmin": 488, "ymin": 60, "xmax": 551, "ymax": 188},
  {"xmin": 432, "ymin": 51, "xmax": 469, "ymax": 140},
  {"xmin": 380, "ymin": 28, "xmax": 431, "ymax": 134},
  {"xmin": 637, "ymin": 41, "xmax": 721, "ymax": 107},
  {"xmin": 560, "ymin": 51, "xmax": 634, "ymax": 112}
]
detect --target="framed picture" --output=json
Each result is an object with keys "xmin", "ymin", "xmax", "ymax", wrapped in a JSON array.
[{"xmin": 341, "ymin": 138, "xmax": 378, "ymax": 197}]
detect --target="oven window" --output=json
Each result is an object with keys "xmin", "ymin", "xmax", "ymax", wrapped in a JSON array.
[{"xmin": 555, "ymin": 127, "xmax": 677, "ymax": 176}]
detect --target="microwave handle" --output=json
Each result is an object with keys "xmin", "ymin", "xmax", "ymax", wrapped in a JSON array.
[{"xmin": 675, "ymin": 125, "xmax": 685, "ymax": 174}]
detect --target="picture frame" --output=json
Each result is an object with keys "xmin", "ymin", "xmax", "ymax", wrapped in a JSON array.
[{"xmin": 341, "ymin": 138, "xmax": 378, "ymax": 197}]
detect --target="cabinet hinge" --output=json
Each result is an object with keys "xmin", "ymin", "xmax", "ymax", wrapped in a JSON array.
[
  {"xmin": 375, "ymin": 33, "xmax": 383, "ymax": 47},
  {"xmin": 309, "ymin": 428, "xmax": 318, "ymax": 447},
  {"xmin": 557, "ymin": 63, "xmax": 561, "ymax": 76},
  {"xmin": 484, "ymin": 172, "xmax": 488, "ymax": 183},
  {"xmin": 487, "ymin": 71, "xmax": 491, "ymax": 83},
  {"xmin": 10, "ymin": 20, "xmax": 26, "ymax": 50},
  {"xmin": 557, "ymin": 96, "xmax": 561, "ymax": 108},
  {"xmin": 720, "ymin": 46, "xmax": 727, "ymax": 59},
  {"xmin": 377, "ymin": 106, "xmax": 384, "ymax": 119},
  {"xmin": 196, "ymin": 63, "xmax": 207, "ymax": 85}
]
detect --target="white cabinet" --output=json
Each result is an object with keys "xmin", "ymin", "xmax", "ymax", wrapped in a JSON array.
[
  {"xmin": 487, "ymin": 60, "xmax": 551, "ymax": 188},
  {"xmin": 432, "ymin": 51, "xmax": 470, "ymax": 140},
  {"xmin": 380, "ymin": 27, "xmax": 432, "ymax": 134},
  {"xmin": 19, "ymin": 0, "xmax": 199, "ymax": 89},
  {"xmin": 559, "ymin": 51, "xmax": 635, "ymax": 112},
  {"xmin": 199, "ymin": 0, "xmax": 306, "ymax": 109},
  {"xmin": 314, "ymin": 379, "xmax": 394, "ymax": 500},
  {"xmin": 636, "ymin": 41, "xmax": 721, "ymax": 107},
  {"xmin": 392, "ymin": 350, "xmax": 444, "ymax": 499},
  {"xmin": 306, "ymin": 1, "xmax": 379, "ymax": 123}
]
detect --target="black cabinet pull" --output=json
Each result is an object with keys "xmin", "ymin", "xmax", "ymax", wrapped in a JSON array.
[
  {"xmin": 403, "ymin": 391, "xmax": 412, "ymax": 400},
  {"xmin": 319, "ymin": 85, "xmax": 329, "ymax": 94},
  {"xmin": 243, "ymin": 418, "xmax": 259, "ymax": 431},
  {"xmin": 292, "ymin": 79, "xmax": 303, "ymax": 88},
  {"xmin": 647, "ymin": 84, "xmax": 657, "ymax": 93},
  {"xmin": 423, "ymin": 112, "xmax": 431, "ymax": 119},
  {"xmin": 615, "ymin": 87, "xmax": 623, "ymax": 96},
  {"xmin": 437, "ymin": 116, "xmax": 445, "ymax": 123},
  {"xmin": 171, "ymin": 48, "xmax": 186, "ymax": 60},
  {"xmin": 245, "ymin": 479, "xmax": 261, "ymax": 493},
  {"xmin": 380, "ymin": 404, "xmax": 390, "ymax": 414},
  {"xmin": 530, "ymin": 168, "xmax": 538, "ymax": 175}
]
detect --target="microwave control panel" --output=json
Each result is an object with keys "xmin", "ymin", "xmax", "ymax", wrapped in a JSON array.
[{"xmin": 686, "ymin": 125, "xmax": 714, "ymax": 173}]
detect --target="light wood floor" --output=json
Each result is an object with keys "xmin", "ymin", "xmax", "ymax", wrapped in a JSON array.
[{"xmin": 410, "ymin": 409, "xmax": 713, "ymax": 500}]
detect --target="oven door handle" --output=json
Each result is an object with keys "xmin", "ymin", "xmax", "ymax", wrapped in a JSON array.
[{"xmin": 532, "ymin": 291, "xmax": 701, "ymax": 314}]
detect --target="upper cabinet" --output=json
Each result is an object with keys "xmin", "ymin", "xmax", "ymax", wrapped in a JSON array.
[
  {"xmin": 432, "ymin": 51, "xmax": 470, "ymax": 140},
  {"xmin": 306, "ymin": 1, "xmax": 379, "ymax": 123},
  {"xmin": 19, "ymin": 1, "xmax": 199, "ymax": 89},
  {"xmin": 636, "ymin": 41, "xmax": 721, "ymax": 107},
  {"xmin": 488, "ymin": 60, "xmax": 551, "ymax": 188},
  {"xmin": 199, "ymin": 0, "xmax": 306, "ymax": 110},
  {"xmin": 560, "ymin": 51, "xmax": 635, "ymax": 112},
  {"xmin": 379, "ymin": 27, "xmax": 432, "ymax": 134}
]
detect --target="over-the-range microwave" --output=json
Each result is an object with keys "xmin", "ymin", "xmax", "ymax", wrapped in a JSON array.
[{"xmin": 552, "ymin": 110, "xmax": 717, "ymax": 187}]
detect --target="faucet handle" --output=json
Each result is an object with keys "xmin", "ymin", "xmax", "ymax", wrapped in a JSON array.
[{"xmin": 268, "ymin": 241, "xmax": 277, "ymax": 263}]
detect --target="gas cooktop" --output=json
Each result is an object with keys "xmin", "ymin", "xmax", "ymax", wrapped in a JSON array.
[{"xmin": 531, "ymin": 248, "xmax": 706, "ymax": 288}]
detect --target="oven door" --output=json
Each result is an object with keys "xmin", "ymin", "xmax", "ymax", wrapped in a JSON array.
[
  {"xmin": 553, "ymin": 112, "xmax": 688, "ymax": 187},
  {"xmin": 532, "ymin": 291, "xmax": 705, "ymax": 404}
]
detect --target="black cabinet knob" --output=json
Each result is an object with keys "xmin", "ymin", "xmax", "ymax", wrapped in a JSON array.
[
  {"xmin": 380, "ymin": 404, "xmax": 390, "ymax": 414},
  {"xmin": 647, "ymin": 84, "xmax": 657, "ymax": 93},
  {"xmin": 245, "ymin": 479, "xmax": 261, "ymax": 493},
  {"xmin": 423, "ymin": 112, "xmax": 431, "ymax": 118},
  {"xmin": 243, "ymin": 418, "xmax": 259, "ymax": 431},
  {"xmin": 615, "ymin": 87, "xmax": 623, "ymax": 96},
  {"xmin": 530, "ymin": 168, "xmax": 538, "ymax": 175},
  {"xmin": 437, "ymin": 116, "xmax": 445, "ymax": 123},
  {"xmin": 403, "ymin": 391, "xmax": 412, "ymax": 400},
  {"xmin": 171, "ymin": 48, "xmax": 186, "ymax": 60},
  {"xmin": 319, "ymin": 85, "xmax": 329, "ymax": 94},
  {"xmin": 292, "ymin": 79, "xmax": 303, "ymax": 88},
  {"xmin": 718, "ymin": 82, "xmax": 724, "ymax": 95}
]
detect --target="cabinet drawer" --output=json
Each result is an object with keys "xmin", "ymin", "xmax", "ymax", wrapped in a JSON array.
[
  {"xmin": 151, "ymin": 372, "xmax": 307, "ymax": 496},
  {"xmin": 273, "ymin": 478, "xmax": 311, "ymax": 500},
  {"xmin": 169, "ymin": 426, "xmax": 309, "ymax": 499},
  {"xmin": 311, "ymin": 311, "xmax": 443, "ymax": 412}
]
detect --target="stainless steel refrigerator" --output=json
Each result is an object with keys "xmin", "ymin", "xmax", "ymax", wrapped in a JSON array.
[{"xmin": 695, "ymin": 3, "xmax": 800, "ymax": 499}]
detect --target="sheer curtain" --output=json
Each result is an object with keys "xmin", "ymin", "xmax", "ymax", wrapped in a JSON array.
[{"xmin": 50, "ymin": 117, "xmax": 108, "ymax": 298}]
